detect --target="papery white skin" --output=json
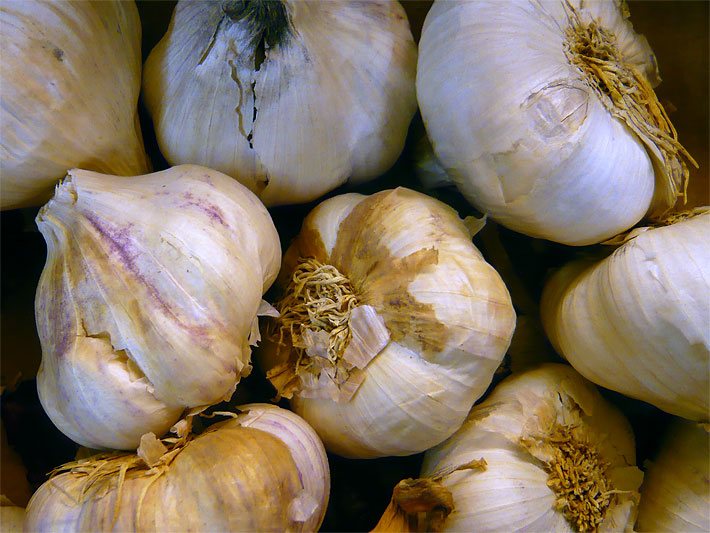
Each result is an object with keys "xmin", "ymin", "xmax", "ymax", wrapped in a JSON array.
[
  {"xmin": 421, "ymin": 364, "xmax": 643, "ymax": 532},
  {"xmin": 261, "ymin": 188, "xmax": 516, "ymax": 458},
  {"xmin": 636, "ymin": 420, "xmax": 710, "ymax": 532},
  {"xmin": 143, "ymin": 0, "xmax": 417, "ymax": 207},
  {"xmin": 0, "ymin": 0, "xmax": 150, "ymax": 210},
  {"xmin": 35, "ymin": 165, "xmax": 281, "ymax": 450},
  {"xmin": 25, "ymin": 404, "xmax": 329, "ymax": 532},
  {"xmin": 541, "ymin": 212, "xmax": 710, "ymax": 421},
  {"xmin": 417, "ymin": 0, "xmax": 660, "ymax": 245}
]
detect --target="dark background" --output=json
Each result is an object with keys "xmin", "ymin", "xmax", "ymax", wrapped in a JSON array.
[{"xmin": 1, "ymin": 1, "xmax": 707, "ymax": 530}]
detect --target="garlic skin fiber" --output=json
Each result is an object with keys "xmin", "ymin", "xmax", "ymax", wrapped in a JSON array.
[
  {"xmin": 636, "ymin": 420, "xmax": 710, "ymax": 532},
  {"xmin": 419, "ymin": 364, "xmax": 643, "ymax": 532},
  {"xmin": 0, "ymin": 0, "xmax": 150, "ymax": 210},
  {"xmin": 25, "ymin": 404, "xmax": 330, "ymax": 532},
  {"xmin": 260, "ymin": 188, "xmax": 516, "ymax": 458},
  {"xmin": 417, "ymin": 0, "xmax": 693, "ymax": 245},
  {"xmin": 143, "ymin": 0, "xmax": 417, "ymax": 206},
  {"xmin": 35, "ymin": 165, "xmax": 281, "ymax": 450},
  {"xmin": 541, "ymin": 211, "xmax": 709, "ymax": 421}
]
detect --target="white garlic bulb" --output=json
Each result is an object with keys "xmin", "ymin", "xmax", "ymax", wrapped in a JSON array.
[
  {"xmin": 0, "ymin": 0, "xmax": 150, "ymax": 210},
  {"xmin": 541, "ymin": 210, "xmax": 709, "ymax": 421},
  {"xmin": 417, "ymin": 0, "xmax": 695, "ymax": 245},
  {"xmin": 143, "ymin": 0, "xmax": 417, "ymax": 207},
  {"xmin": 636, "ymin": 420, "xmax": 710, "ymax": 532},
  {"xmin": 25, "ymin": 404, "xmax": 330, "ymax": 532},
  {"xmin": 416, "ymin": 364, "xmax": 643, "ymax": 532},
  {"xmin": 259, "ymin": 188, "xmax": 516, "ymax": 458},
  {"xmin": 35, "ymin": 165, "xmax": 281, "ymax": 450}
]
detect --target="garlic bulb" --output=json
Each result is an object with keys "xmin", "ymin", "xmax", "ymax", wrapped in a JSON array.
[
  {"xmin": 541, "ymin": 210, "xmax": 709, "ymax": 421},
  {"xmin": 0, "ymin": 498, "xmax": 24, "ymax": 533},
  {"xmin": 636, "ymin": 420, "xmax": 710, "ymax": 532},
  {"xmin": 0, "ymin": 0, "xmax": 150, "ymax": 210},
  {"xmin": 417, "ymin": 0, "xmax": 696, "ymax": 245},
  {"xmin": 143, "ymin": 0, "xmax": 417, "ymax": 207},
  {"xmin": 408, "ymin": 364, "xmax": 643, "ymax": 532},
  {"xmin": 35, "ymin": 165, "xmax": 281, "ymax": 450},
  {"xmin": 25, "ymin": 404, "xmax": 330, "ymax": 532},
  {"xmin": 259, "ymin": 188, "xmax": 516, "ymax": 458}
]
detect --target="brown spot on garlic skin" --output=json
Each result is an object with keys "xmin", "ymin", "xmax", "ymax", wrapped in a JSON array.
[
  {"xmin": 329, "ymin": 190, "xmax": 450, "ymax": 357},
  {"xmin": 52, "ymin": 47, "xmax": 64, "ymax": 62}
]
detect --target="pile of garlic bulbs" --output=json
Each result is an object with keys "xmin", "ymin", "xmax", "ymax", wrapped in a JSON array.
[{"xmin": 0, "ymin": 0, "xmax": 707, "ymax": 531}]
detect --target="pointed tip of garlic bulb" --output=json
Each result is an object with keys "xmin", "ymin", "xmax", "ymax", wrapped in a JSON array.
[
  {"xmin": 417, "ymin": 0, "xmax": 695, "ymax": 245},
  {"xmin": 1, "ymin": 0, "xmax": 150, "ymax": 210},
  {"xmin": 35, "ymin": 165, "xmax": 282, "ymax": 450},
  {"xmin": 143, "ymin": 0, "xmax": 417, "ymax": 207},
  {"xmin": 25, "ymin": 405, "xmax": 329, "ymax": 532}
]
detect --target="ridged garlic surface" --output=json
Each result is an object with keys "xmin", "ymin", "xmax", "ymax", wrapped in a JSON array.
[
  {"xmin": 420, "ymin": 364, "xmax": 643, "ymax": 532},
  {"xmin": 541, "ymin": 211, "xmax": 709, "ymax": 421},
  {"xmin": 35, "ymin": 165, "xmax": 281, "ymax": 450},
  {"xmin": 143, "ymin": 0, "xmax": 417, "ymax": 207},
  {"xmin": 0, "ymin": 0, "xmax": 150, "ymax": 210},
  {"xmin": 25, "ymin": 404, "xmax": 329, "ymax": 532},
  {"xmin": 259, "ymin": 188, "xmax": 516, "ymax": 458},
  {"xmin": 417, "ymin": 0, "xmax": 694, "ymax": 245},
  {"xmin": 636, "ymin": 420, "xmax": 710, "ymax": 532}
]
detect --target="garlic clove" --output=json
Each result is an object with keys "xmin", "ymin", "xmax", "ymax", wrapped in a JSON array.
[
  {"xmin": 261, "ymin": 187, "xmax": 516, "ymax": 458},
  {"xmin": 541, "ymin": 210, "xmax": 710, "ymax": 421},
  {"xmin": 0, "ymin": 0, "xmax": 150, "ymax": 210},
  {"xmin": 143, "ymin": 0, "xmax": 417, "ymax": 207},
  {"xmin": 417, "ymin": 0, "xmax": 694, "ymax": 245},
  {"xmin": 25, "ymin": 405, "xmax": 329, "ymax": 532},
  {"xmin": 35, "ymin": 165, "xmax": 281, "ymax": 449}
]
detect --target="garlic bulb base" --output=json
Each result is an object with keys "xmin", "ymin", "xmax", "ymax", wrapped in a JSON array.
[{"xmin": 372, "ymin": 478, "xmax": 454, "ymax": 533}]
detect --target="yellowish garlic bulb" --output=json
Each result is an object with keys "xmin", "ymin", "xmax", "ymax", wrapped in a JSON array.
[
  {"xmin": 636, "ymin": 420, "xmax": 710, "ymax": 532},
  {"xmin": 417, "ymin": 0, "xmax": 695, "ymax": 245},
  {"xmin": 413, "ymin": 364, "xmax": 643, "ymax": 532},
  {"xmin": 0, "ymin": 498, "xmax": 24, "ymax": 533},
  {"xmin": 143, "ymin": 0, "xmax": 417, "ymax": 206},
  {"xmin": 541, "ymin": 210, "xmax": 709, "ymax": 421},
  {"xmin": 0, "ymin": 0, "xmax": 150, "ymax": 210},
  {"xmin": 25, "ymin": 404, "xmax": 330, "ymax": 532},
  {"xmin": 259, "ymin": 188, "xmax": 516, "ymax": 458},
  {"xmin": 35, "ymin": 165, "xmax": 281, "ymax": 450}
]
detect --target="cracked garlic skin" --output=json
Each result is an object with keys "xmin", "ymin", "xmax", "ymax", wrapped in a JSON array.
[
  {"xmin": 420, "ymin": 364, "xmax": 643, "ymax": 532},
  {"xmin": 417, "ymin": 0, "xmax": 693, "ymax": 246},
  {"xmin": 26, "ymin": 404, "xmax": 330, "ymax": 532},
  {"xmin": 541, "ymin": 211, "xmax": 710, "ymax": 422},
  {"xmin": 636, "ymin": 419, "xmax": 710, "ymax": 532},
  {"xmin": 35, "ymin": 165, "xmax": 281, "ymax": 450},
  {"xmin": 143, "ymin": 0, "xmax": 417, "ymax": 207},
  {"xmin": 259, "ymin": 188, "xmax": 516, "ymax": 459},
  {"xmin": 0, "ymin": 0, "xmax": 150, "ymax": 210}
]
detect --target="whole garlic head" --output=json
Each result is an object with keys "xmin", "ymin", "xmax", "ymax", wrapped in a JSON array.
[
  {"xmin": 259, "ymin": 188, "xmax": 516, "ymax": 458},
  {"xmin": 143, "ymin": 0, "xmax": 417, "ymax": 206},
  {"xmin": 0, "ymin": 0, "xmax": 150, "ymax": 210},
  {"xmin": 25, "ymin": 404, "xmax": 330, "ymax": 532},
  {"xmin": 35, "ymin": 165, "xmax": 281, "ymax": 450},
  {"xmin": 419, "ymin": 364, "xmax": 643, "ymax": 532},
  {"xmin": 417, "ymin": 0, "xmax": 695, "ymax": 245},
  {"xmin": 541, "ymin": 210, "xmax": 710, "ymax": 422}
]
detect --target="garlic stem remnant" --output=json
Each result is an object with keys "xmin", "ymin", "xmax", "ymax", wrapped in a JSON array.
[
  {"xmin": 526, "ymin": 424, "xmax": 613, "ymax": 532},
  {"xmin": 259, "ymin": 188, "xmax": 515, "ymax": 458},
  {"xmin": 277, "ymin": 257, "xmax": 359, "ymax": 369},
  {"xmin": 418, "ymin": 364, "xmax": 643, "ymax": 532},
  {"xmin": 565, "ymin": 5, "xmax": 697, "ymax": 216},
  {"xmin": 25, "ymin": 405, "xmax": 330, "ymax": 532}
]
